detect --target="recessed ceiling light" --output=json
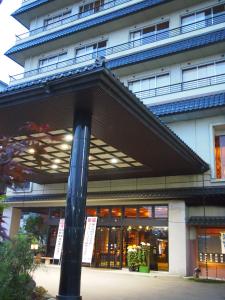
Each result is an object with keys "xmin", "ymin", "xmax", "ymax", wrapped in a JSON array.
[
  {"xmin": 54, "ymin": 158, "xmax": 61, "ymax": 164},
  {"xmin": 61, "ymin": 144, "xmax": 69, "ymax": 150},
  {"xmin": 51, "ymin": 164, "xmax": 58, "ymax": 169},
  {"xmin": 28, "ymin": 148, "xmax": 35, "ymax": 154},
  {"xmin": 110, "ymin": 158, "xmax": 118, "ymax": 164},
  {"xmin": 64, "ymin": 134, "xmax": 73, "ymax": 142}
]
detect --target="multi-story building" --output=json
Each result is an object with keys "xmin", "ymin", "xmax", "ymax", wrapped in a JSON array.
[{"xmin": 2, "ymin": 0, "xmax": 225, "ymax": 279}]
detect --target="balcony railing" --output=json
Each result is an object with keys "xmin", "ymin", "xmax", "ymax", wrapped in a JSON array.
[
  {"xmin": 16, "ymin": 0, "xmax": 133, "ymax": 40},
  {"xmin": 134, "ymin": 73, "xmax": 225, "ymax": 100},
  {"xmin": 10, "ymin": 12, "xmax": 225, "ymax": 82},
  {"xmin": 15, "ymin": 5, "xmax": 225, "ymax": 42}
]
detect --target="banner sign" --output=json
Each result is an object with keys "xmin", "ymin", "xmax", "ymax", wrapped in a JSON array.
[
  {"xmin": 53, "ymin": 219, "xmax": 65, "ymax": 260},
  {"xmin": 82, "ymin": 217, "xmax": 98, "ymax": 263},
  {"xmin": 221, "ymin": 232, "xmax": 225, "ymax": 254}
]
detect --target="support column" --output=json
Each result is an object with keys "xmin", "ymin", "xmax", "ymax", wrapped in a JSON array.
[
  {"xmin": 57, "ymin": 111, "xmax": 91, "ymax": 300},
  {"xmin": 168, "ymin": 200, "xmax": 187, "ymax": 276},
  {"xmin": 3, "ymin": 207, "xmax": 21, "ymax": 239}
]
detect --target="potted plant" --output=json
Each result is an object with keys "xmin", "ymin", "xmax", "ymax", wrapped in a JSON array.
[
  {"xmin": 127, "ymin": 245, "xmax": 140, "ymax": 271},
  {"xmin": 138, "ymin": 242, "xmax": 150, "ymax": 273}
]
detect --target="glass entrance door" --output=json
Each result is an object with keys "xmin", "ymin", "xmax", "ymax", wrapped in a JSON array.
[{"xmin": 93, "ymin": 226, "xmax": 122, "ymax": 269}]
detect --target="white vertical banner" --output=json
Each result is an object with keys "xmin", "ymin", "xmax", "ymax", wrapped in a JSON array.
[
  {"xmin": 221, "ymin": 232, "xmax": 225, "ymax": 254},
  {"xmin": 82, "ymin": 217, "xmax": 98, "ymax": 263},
  {"xmin": 53, "ymin": 219, "xmax": 65, "ymax": 260}
]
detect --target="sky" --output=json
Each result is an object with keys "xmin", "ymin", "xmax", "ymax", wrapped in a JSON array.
[{"xmin": 0, "ymin": 0, "xmax": 26, "ymax": 84}]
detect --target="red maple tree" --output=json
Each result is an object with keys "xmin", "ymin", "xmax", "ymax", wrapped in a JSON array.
[{"xmin": 0, "ymin": 122, "xmax": 57, "ymax": 240}]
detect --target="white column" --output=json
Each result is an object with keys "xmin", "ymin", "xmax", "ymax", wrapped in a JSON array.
[
  {"xmin": 168, "ymin": 200, "xmax": 187, "ymax": 275},
  {"xmin": 3, "ymin": 207, "xmax": 21, "ymax": 238}
]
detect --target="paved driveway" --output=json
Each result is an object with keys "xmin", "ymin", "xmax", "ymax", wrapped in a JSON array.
[{"xmin": 33, "ymin": 266, "xmax": 225, "ymax": 300}]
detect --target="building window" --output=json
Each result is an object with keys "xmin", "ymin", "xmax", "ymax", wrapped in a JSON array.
[
  {"xmin": 44, "ymin": 10, "xmax": 72, "ymax": 30},
  {"xmin": 128, "ymin": 73, "xmax": 170, "ymax": 98},
  {"xmin": 38, "ymin": 52, "xmax": 68, "ymax": 72},
  {"xmin": 181, "ymin": 4, "xmax": 225, "ymax": 33},
  {"xmin": 215, "ymin": 135, "xmax": 225, "ymax": 179},
  {"xmin": 111, "ymin": 207, "xmax": 122, "ymax": 218},
  {"xmin": 86, "ymin": 207, "xmax": 97, "ymax": 216},
  {"xmin": 155, "ymin": 206, "xmax": 168, "ymax": 218},
  {"xmin": 130, "ymin": 21, "xmax": 169, "ymax": 46},
  {"xmin": 182, "ymin": 59, "xmax": 225, "ymax": 90},
  {"xmin": 139, "ymin": 206, "xmax": 152, "ymax": 218},
  {"xmin": 124, "ymin": 207, "xmax": 137, "ymax": 218},
  {"xmin": 99, "ymin": 207, "xmax": 110, "ymax": 217},
  {"xmin": 79, "ymin": 0, "xmax": 110, "ymax": 17},
  {"xmin": 75, "ymin": 40, "xmax": 107, "ymax": 63}
]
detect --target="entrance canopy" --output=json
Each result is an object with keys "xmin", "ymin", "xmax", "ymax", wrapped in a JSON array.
[{"xmin": 0, "ymin": 64, "xmax": 208, "ymax": 183}]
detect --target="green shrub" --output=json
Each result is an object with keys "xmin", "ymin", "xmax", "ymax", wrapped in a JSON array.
[{"xmin": 0, "ymin": 234, "xmax": 37, "ymax": 300}]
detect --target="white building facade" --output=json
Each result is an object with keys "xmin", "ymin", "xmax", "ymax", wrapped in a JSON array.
[{"xmin": 3, "ymin": 0, "xmax": 225, "ymax": 278}]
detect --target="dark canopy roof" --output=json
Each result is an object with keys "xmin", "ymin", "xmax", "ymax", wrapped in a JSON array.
[
  {"xmin": 188, "ymin": 217, "xmax": 225, "ymax": 227},
  {"xmin": 0, "ymin": 64, "xmax": 208, "ymax": 183}
]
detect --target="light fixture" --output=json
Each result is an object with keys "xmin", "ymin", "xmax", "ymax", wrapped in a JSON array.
[
  {"xmin": 139, "ymin": 226, "xmax": 143, "ymax": 229},
  {"xmin": 28, "ymin": 148, "xmax": 35, "ymax": 154},
  {"xmin": 64, "ymin": 134, "xmax": 73, "ymax": 142},
  {"xmin": 51, "ymin": 164, "xmax": 58, "ymax": 169},
  {"xmin": 110, "ymin": 158, "xmax": 118, "ymax": 164},
  {"xmin": 31, "ymin": 244, "xmax": 39, "ymax": 250},
  {"xmin": 61, "ymin": 144, "xmax": 69, "ymax": 150},
  {"xmin": 54, "ymin": 158, "xmax": 61, "ymax": 164}
]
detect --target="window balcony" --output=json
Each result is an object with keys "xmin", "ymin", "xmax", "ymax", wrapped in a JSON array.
[
  {"xmin": 16, "ymin": 0, "xmax": 135, "ymax": 41},
  {"xmin": 134, "ymin": 72, "xmax": 225, "ymax": 100},
  {"xmin": 15, "ymin": 6, "xmax": 225, "ymax": 43},
  {"xmin": 10, "ymin": 13, "xmax": 225, "ymax": 83}
]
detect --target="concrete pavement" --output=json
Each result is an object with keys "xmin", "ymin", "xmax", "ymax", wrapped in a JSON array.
[{"xmin": 33, "ymin": 266, "xmax": 225, "ymax": 300}]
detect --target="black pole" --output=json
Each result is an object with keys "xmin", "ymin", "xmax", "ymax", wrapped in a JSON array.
[{"xmin": 57, "ymin": 111, "xmax": 91, "ymax": 300}]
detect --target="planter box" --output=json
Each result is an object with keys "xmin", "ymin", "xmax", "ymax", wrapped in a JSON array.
[{"xmin": 139, "ymin": 266, "xmax": 150, "ymax": 273}]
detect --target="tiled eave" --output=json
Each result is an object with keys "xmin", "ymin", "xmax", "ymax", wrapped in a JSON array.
[
  {"xmin": 150, "ymin": 93, "xmax": 225, "ymax": 117},
  {"xmin": 188, "ymin": 216, "xmax": 225, "ymax": 226},
  {"xmin": 107, "ymin": 28, "xmax": 225, "ymax": 70},
  {"xmin": 2, "ymin": 66, "xmax": 225, "ymax": 119},
  {"xmin": 6, "ymin": 187, "xmax": 225, "ymax": 206}
]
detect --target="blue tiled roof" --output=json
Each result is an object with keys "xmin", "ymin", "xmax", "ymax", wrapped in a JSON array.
[
  {"xmin": 2, "ymin": 63, "xmax": 225, "ymax": 117},
  {"xmin": 0, "ymin": 63, "xmax": 102, "ymax": 95},
  {"xmin": 106, "ymin": 29, "xmax": 225, "ymax": 69},
  {"xmin": 6, "ymin": 0, "xmax": 170, "ymax": 55},
  {"xmin": 149, "ymin": 93, "xmax": 225, "ymax": 116},
  {"xmin": 12, "ymin": 0, "xmax": 54, "ymax": 16}
]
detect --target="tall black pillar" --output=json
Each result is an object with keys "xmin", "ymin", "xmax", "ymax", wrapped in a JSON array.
[{"xmin": 57, "ymin": 111, "xmax": 91, "ymax": 300}]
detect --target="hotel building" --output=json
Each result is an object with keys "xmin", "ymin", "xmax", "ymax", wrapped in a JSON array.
[{"xmin": 1, "ymin": 0, "xmax": 225, "ymax": 279}]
